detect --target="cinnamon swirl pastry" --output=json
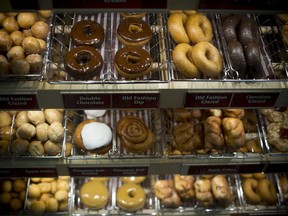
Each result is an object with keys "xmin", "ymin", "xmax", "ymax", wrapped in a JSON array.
[{"xmin": 116, "ymin": 115, "xmax": 154, "ymax": 153}]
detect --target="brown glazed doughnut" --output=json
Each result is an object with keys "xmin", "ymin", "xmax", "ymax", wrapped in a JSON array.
[
  {"xmin": 167, "ymin": 12, "xmax": 190, "ymax": 44},
  {"xmin": 116, "ymin": 115, "xmax": 154, "ymax": 153},
  {"xmin": 71, "ymin": 20, "xmax": 104, "ymax": 47},
  {"xmin": 114, "ymin": 46, "xmax": 152, "ymax": 79},
  {"xmin": 242, "ymin": 178, "xmax": 262, "ymax": 204},
  {"xmin": 117, "ymin": 17, "xmax": 152, "ymax": 47},
  {"xmin": 258, "ymin": 178, "xmax": 277, "ymax": 205},
  {"xmin": 64, "ymin": 46, "xmax": 103, "ymax": 80}
]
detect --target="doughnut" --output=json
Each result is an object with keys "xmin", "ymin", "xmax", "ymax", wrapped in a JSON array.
[
  {"xmin": 10, "ymin": 31, "xmax": 25, "ymax": 46},
  {"xmin": 244, "ymin": 43, "xmax": 263, "ymax": 79},
  {"xmin": 172, "ymin": 43, "xmax": 200, "ymax": 78},
  {"xmin": 121, "ymin": 177, "xmax": 146, "ymax": 184},
  {"xmin": 116, "ymin": 115, "xmax": 154, "ymax": 153},
  {"xmin": 22, "ymin": 36, "xmax": 41, "ymax": 55},
  {"xmin": 114, "ymin": 46, "xmax": 152, "ymax": 79},
  {"xmin": 0, "ymin": 31, "xmax": 13, "ymax": 52},
  {"xmin": 17, "ymin": 12, "xmax": 38, "ymax": 29},
  {"xmin": 116, "ymin": 183, "xmax": 146, "ymax": 212},
  {"xmin": 80, "ymin": 181, "xmax": 109, "ymax": 209},
  {"xmin": 154, "ymin": 179, "xmax": 181, "ymax": 207},
  {"xmin": 0, "ymin": 55, "xmax": 10, "ymax": 75},
  {"xmin": 3, "ymin": 16, "xmax": 19, "ymax": 33},
  {"xmin": 117, "ymin": 17, "xmax": 152, "ymax": 47},
  {"xmin": 227, "ymin": 41, "xmax": 247, "ymax": 78},
  {"xmin": 43, "ymin": 140, "xmax": 61, "ymax": 156},
  {"xmin": 71, "ymin": 20, "xmax": 104, "ymax": 47},
  {"xmin": 258, "ymin": 178, "xmax": 277, "ymax": 205},
  {"xmin": 120, "ymin": 13, "xmax": 146, "ymax": 19},
  {"xmin": 167, "ymin": 12, "xmax": 190, "ymax": 44},
  {"xmin": 242, "ymin": 178, "xmax": 262, "ymax": 204},
  {"xmin": 31, "ymin": 21, "xmax": 49, "ymax": 39},
  {"xmin": 238, "ymin": 17, "xmax": 260, "ymax": 46},
  {"xmin": 173, "ymin": 174, "xmax": 195, "ymax": 199},
  {"xmin": 253, "ymin": 173, "xmax": 266, "ymax": 180},
  {"xmin": 222, "ymin": 14, "xmax": 242, "ymax": 43},
  {"xmin": 64, "ymin": 46, "xmax": 103, "ymax": 80},
  {"xmin": 73, "ymin": 119, "xmax": 112, "ymax": 154},
  {"xmin": 191, "ymin": 41, "xmax": 223, "ymax": 78},
  {"xmin": 185, "ymin": 13, "xmax": 213, "ymax": 44},
  {"xmin": 211, "ymin": 175, "xmax": 233, "ymax": 206}
]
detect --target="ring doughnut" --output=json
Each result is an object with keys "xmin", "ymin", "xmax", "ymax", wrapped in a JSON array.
[
  {"xmin": 191, "ymin": 41, "xmax": 223, "ymax": 77},
  {"xmin": 258, "ymin": 179, "xmax": 277, "ymax": 205},
  {"xmin": 121, "ymin": 176, "xmax": 146, "ymax": 184},
  {"xmin": 172, "ymin": 43, "xmax": 200, "ymax": 78},
  {"xmin": 253, "ymin": 173, "xmax": 266, "ymax": 180},
  {"xmin": 71, "ymin": 20, "xmax": 104, "ymax": 47},
  {"xmin": 64, "ymin": 46, "xmax": 103, "ymax": 80},
  {"xmin": 114, "ymin": 46, "xmax": 152, "ymax": 79},
  {"xmin": 185, "ymin": 13, "xmax": 213, "ymax": 44},
  {"xmin": 116, "ymin": 183, "xmax": 146, "ymax": 212},
  {"xmin": 117, "ymin": 17, "xmax": 152, "ymax": 47},
  {"xmin": 167, "ymin": 12, "xmax": 190, "ymax": 44},
  {"xmin": 242, "ymin": 178, "xmax": 262, "ymax": 204}
]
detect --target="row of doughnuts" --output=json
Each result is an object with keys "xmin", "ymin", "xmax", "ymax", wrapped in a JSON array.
[
  {"xmin": 78, "ymin": 176, "xmax": 147, "ymax": 212},
  {"xmin": 168, "ymin": 11, "xmax": 223, "ymax": 78},
  {"xmin": 170, "ymin": 109, "xmax": 262, "ymax": 154},
  {"xmin": 0, "ymin": 11, "xmax": 51, "ymax": 75},
  {"xmin": 221, "ymin": 14, "xmax": 263, "ymax": 79},
  {"xmin": 154, "ymin": 175, "xmax": 233, "ymax": 208}
]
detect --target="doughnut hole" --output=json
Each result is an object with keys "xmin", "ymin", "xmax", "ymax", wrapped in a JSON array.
[
  {"xmin": 0, "ymin": 55, "xmax": 10, "ymax": 75},
  {"xmin": 9, "ymin": 198, "xmax": 23, "ymax": 211},
  {"xmin": 0, "ymin": 31, "xmax": 13, "ymax": 52},
  {"xmin": 30, "ymin": 200, "xmax": 46, "ymax": 214},
  {"xmin": 1, "ymin": 180, "xmax": 12, "ymax": 192},
  {"xmin": 10, "ymin": 31, "xmax": 25, "ymax": 46},
  {"xmin": 45, "ymin": 197, "xmax": 58, "ymax": 213},
  {"xmin": 12, "ymin": 179, "xmax": 26, "ymax": 193},
  {"xmin": 76, "ymin": 51, "xmax": 92, "ymax": 65},
  {"xmin": 23, "ymin": 29, "xmax": 33, "ymax": 37},
  {"xmin": 10, "ymin": 59, "xmax": 30, "ymax": 74},
  {"xmin": 0, "ymin": 192, "xmax": 12, "ymax": 204},
  {"xmin": 26, "ymin": 54, "xmax": 43, "ymax": 73},
  {"xmin": 7, "ymin": 46, "xmax": 25, "ymax": 61},
  {"xmin": 127, "ymin": 53, "xmax": 141, "ymax": 65},
  {"xmin": 3, "ymin": 16, "xmax": 19, "ymax": 33},
  {"xmin": 36, "ymin": 39, "xmax": 47, "ymax": 53},
  {"xmin": 22, "ymin": 36, "xmax": 41, "ymax": 55},
  {"xmin": 17, "ymin": 12, "xmax": 38, "ymax": 29},
  {"xmin": 128, "ymin": 23, "xmax": 143, "ymax": 34},
  {"xmin": 31, "ymin": 21, "xmax": 49, "ymax": 39},
  {"xmin": 0, "ymin": 13, "xmax": 6, "ymax": 25}
]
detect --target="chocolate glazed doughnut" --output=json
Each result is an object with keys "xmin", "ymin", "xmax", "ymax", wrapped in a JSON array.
[
  {"xmin": 114, "ymin": 46, "xmax": 152, "ymax": 79},
  {"xmin": 222, "ymin": 15, "xmax": 242, "ymax": 44},
  {"xmin": 244, "ymin": 43, "xmax": 263, "ymax": 78},
  {"xmin": 238, "ymin": 17, "xmax": 260, "ymax": 46},
  {"xmin": 71, "ymin": 20, "xmax": 104, "ymax": 47},
  {"xmin": 117, "ymin": 17, "xmax": 152, "ymax": 47},
  {"xmin": 227, "ymin": 41, "xmax": 247, "ymax": 79},
  {"xmin": 116, "ymin": 115, "xmax": 154, "ymax": 153},
  {"xmin": 64, "ymin": 46, "xmax": 103, "ymax": 80}
]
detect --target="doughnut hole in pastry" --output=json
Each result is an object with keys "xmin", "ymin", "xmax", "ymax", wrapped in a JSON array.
[
  {"xmin": 116, "ymin": 183, "xmax": 146, "ymax": 212},
  {"xmin": 191, "ymin": 41, "xmax": 223, "ymax": 78}
]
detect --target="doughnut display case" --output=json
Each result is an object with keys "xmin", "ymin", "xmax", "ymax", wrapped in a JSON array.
[{"xmin": 0, "ymin": 0, "xmax": 288, "ymax": 215}]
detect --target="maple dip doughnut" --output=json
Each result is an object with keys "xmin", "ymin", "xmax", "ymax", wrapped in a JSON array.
[
  {"xmin": 114, "ymin": 46, "xmax": 152, "ymax": 79},
  {"xmin": 116, "ymin": 183, "xmax": 146, "ymax": 212},
  {"xmin": 71, "ymin": 20, "xmax": 104, "ymax": 47},
  {"xmin": 117, "ymin": 17, "xmax": 152, "ymax": 47},
  {"xmin": 172, "ymin": 43, "xmax": 200, "ymax": 78},
  {"xmin": 167, "ymin": 12, "xmax": 190, "ymax": 44},
  {"xmin": 191, "ymin": 41, "xmax": 223, "ymax": 78},
  {"xmin": 185, "ymin": 13, "xmax": 213, "ymax": 44},
  {"xmin": 64, "ymin": 46, "xmax": 103, "ymax": 80}
]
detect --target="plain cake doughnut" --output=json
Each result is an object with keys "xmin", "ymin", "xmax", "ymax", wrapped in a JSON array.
[
  {"xmin": 172, "ymin": 43, "xmax": 200, "ymax": 78},
  {"xmin": 242, "ymin": 178, "xmax": 262, "ymax": 204},
  {"xmin": 116, "ymin": 183, "xmax": 146, "ymax": 212},
  {"xmin": 167, "ymin": 12, "xmax": 190, "ymax": 44},
  {"xmin": 191, "ymin": 41, "xmax": 223, "ymax": 78},
  {"xmin": 185, "ymin": 13, "xmax": 213, "ymax": 44},
  {"xmin": 258, "ymin": 178, "xmax": 277, "ymax": 205}
]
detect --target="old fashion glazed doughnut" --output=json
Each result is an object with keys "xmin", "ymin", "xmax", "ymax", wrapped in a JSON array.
[
  {"xmin": 185, "ymin": 13, "xmax": 213, "ymax": 44},
  {"xmin": 116, "ymin": 183, "xmax": 146, "ymax": 212},
  {"xmin": 167, "ymin": 12, "xmax": 190, "ymax": 44},
  {"xmin": 191, "ymin": 41, "xmax": 223, "ymax": 77},
  {"xmin": 71, "ymin": 20, "xmax": 104, "ymax": 47},
  {"xmin": 117, "ymin": 18, "xmax": 152, "ymax": 47},
  {"xmin": 172, "ymin": 43, "xmax": 200, "ymax": 78},
  {"xmin": 258, "ymin": 178, "xmax": 277, "ymax": 205},
  {"xmin": 114, "ymin": 46, "xmax": 152, "ymax": 79},
  {"xmin": 64, "ymin": 46, "xmax": 103, "ymax": 80},
  {"xmin": 242, "ymin": 178, "xmax": 262, "ymax": 204}
]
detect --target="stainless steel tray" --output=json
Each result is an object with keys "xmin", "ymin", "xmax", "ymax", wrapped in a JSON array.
[
  {"xmin": 47, "ymin": 13, "xmax": 170, "ymax": 84},
  {"xmin": 65, "ymin": 109, "xmax": 164, "ymax": 159}
]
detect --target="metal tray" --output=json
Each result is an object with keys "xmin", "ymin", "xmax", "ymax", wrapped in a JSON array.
[
  {"xmin": 65, "ymin": 109, "xmax": 164, "ymax": 159},
  {"xmin": 72, "ymin": 176, "xmax": 156, "ymax": 215},
  {"xmin": 47, "ymin": 13, "xmax": 170, "ymax": 84},
  {"xmin": 162, "ymin": 109, "xmax": 265, "ymax": 159}
]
